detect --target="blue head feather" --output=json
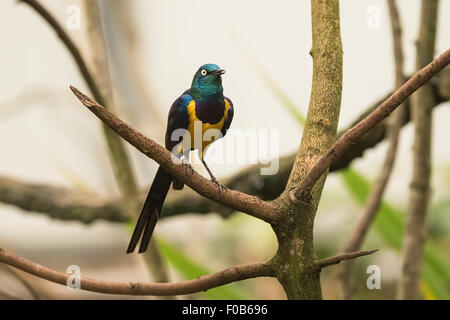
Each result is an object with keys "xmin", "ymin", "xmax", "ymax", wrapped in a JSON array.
[{"xmin": 190, "ymin": 64, "xmax": 224, "ymax": 100}]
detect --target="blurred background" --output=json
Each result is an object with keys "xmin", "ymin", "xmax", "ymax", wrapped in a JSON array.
[{"xmin": 0, "ymin": 0, "xmax": 449, "ymax": 299}]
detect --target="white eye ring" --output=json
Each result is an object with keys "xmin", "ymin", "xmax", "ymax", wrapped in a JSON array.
[{"xmin": 200, "ymin": 69, "xmax": 207, "ymax": 76}]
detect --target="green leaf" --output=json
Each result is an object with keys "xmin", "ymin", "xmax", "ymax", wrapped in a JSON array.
[{"xmin": 156, "ymin": 238, "xmax": 253, "ymax": 300}]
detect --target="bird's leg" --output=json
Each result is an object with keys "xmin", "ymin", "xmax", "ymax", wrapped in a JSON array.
[
  {"xmin": 201, "ymin": 159, "xmax": 227, "ymax": 192},
  {"xmin": 180, "ymin": 155, "xmax": 194, "ymax": 175}
]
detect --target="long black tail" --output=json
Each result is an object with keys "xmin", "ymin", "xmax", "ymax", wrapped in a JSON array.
[{"xmin": 126, "ymin": 166, "xmax": 173, "ymax": 254}]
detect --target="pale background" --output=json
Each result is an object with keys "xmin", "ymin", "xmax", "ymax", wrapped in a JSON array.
[{"xmin": 0, "ymin": 0, "xmax": 449, "ymax": 299}]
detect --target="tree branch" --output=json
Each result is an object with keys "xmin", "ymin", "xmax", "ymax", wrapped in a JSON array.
[
  {"xmin": 0, "ymin": 247, "xmax": 273, "ymax": 296},
  {"xmin": 69, "ymin": 86, "xmax": 279, "ymax": 224},
  {"xmin": 0, "ymin": 154, "xmax": 296, "ymax": 223},
  {"xmin": 0, "ymin": 174, "xmax": 236, "ymax": 223},
  {"xmin": 75, "ymin": 0, "xmax": 138, "ymax": 201},
  {"xmin": 399, "ymin": 0, "xmax": 439, "ymax": 300},
  {"xmin": 284, "ymin": 0, "xmax": 343, "ymax": 205},
  {"xmin": 0, "ymin": 156, "xmax": 295, "ymax": 223},
  {"xmin": 18, "ymin": 0, "xmax": 139, "ymax": 206},
  {"xmin": 18, "ymin": 0, "xmax": 100, "ymax": 101},
  {"xmin": 317, "ymin": 249, "xmax": 379, "ymax": 270},
  {"xmin": 340, "ymin": 0, "xmax": 406, "ymax": 300},
  {"xmin": 0, "ymin": 175, "xmax": 130, "ymax": 223},
  {"xmin": 292, "ymin": 48, "xmax": 450, "ymax": 201},
  {"xmin": 81, "ymin": 0, "xmax": 169, "ymax": 285},
  {"xmin": 271, "ymin": 0, "xmax": 343, "ymax": 300},
  {"xmin": 19, "ymin": 0, "xmax": 169, "ymax": 282},
  {"xmin": 331, "ymin": 68, "xmax": 448, "ymax": 171},
  {"xmin": 0, "ymin": 264, "xmax": 41, "ymax": 300}
]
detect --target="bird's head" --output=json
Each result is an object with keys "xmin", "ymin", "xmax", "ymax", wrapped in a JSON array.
[{"xmin": 190, "ymin": 64, "xmax": 225, "ymax": 99}]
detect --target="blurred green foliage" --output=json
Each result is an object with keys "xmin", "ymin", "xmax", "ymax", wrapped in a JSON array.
[{"xmin": 341, "ymin": 169, "xmax": 450, "ymax": 299}]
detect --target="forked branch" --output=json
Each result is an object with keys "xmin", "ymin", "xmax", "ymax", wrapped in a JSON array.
[{"xmin": 340, "ymin": 0, "xmax": 407, "ymax": 299}]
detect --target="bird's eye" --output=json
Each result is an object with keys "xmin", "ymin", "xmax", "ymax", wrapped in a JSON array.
[{"xmin": 200, "ymin": 69, "xmax": 207, "ymax": 76}]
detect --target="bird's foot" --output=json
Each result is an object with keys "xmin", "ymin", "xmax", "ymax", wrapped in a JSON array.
[
  {"xmin": 180, "ymin": 156, "xmax": 194, "ymax": 175},
  {"xmin": 211, "ymin": 177, "xmax": 227, "ymax": 192}
]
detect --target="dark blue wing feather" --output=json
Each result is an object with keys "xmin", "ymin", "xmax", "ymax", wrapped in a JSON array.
[
  {"xmin": 221, "ymin": 97, "xmax": 234, "ymax": 137},
  {"xmin": 165, "ymin": 92, "xmax": 192, "ymax": 151}
]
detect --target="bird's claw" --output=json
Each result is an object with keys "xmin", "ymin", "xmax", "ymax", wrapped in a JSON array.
[{"xmin": 211, "ymin": 177, "xmax": 227, "ymax": 192}]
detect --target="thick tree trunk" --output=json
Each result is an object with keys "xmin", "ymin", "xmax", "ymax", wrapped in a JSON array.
[{"xmin": 270, "ymin": 0, "xmax": 343, "ymax": 300}]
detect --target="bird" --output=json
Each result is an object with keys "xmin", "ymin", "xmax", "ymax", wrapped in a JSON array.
[{"xmin": 127, "ymin": 64, "xmax": 234, "ymax": 254}]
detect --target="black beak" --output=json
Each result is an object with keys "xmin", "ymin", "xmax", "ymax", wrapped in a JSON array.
[{"xmin": 210, "ymin": 69, "xmax": 225, "ymax": 76}]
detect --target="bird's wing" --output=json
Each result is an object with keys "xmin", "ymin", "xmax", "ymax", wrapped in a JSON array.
[
  {"xmin": 165, "ymin": 92, "xmax": 193, "ymax": 152},
  {"xmin": 221, "ymin": 97, "xmax": 234, "ymax": 137}
]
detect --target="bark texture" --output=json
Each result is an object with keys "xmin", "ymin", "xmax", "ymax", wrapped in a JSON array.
[{"xmin": 271, "ymin": 0, "xmax": 343, "ymax": 300}]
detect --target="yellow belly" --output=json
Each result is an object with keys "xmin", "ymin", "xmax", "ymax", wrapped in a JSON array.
[{"xmin": 179, "ymin": 99, "xmax": 231, "ymax": 158}]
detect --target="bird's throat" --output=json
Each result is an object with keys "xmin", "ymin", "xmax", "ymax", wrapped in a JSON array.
[{"xmin": 190, "ymin": 86, "xmax": 223, "ymax": 100}]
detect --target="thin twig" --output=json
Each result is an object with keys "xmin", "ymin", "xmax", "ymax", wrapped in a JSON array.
[
  {"xmin": 0, "ymin": 290, "xmax": 22, "ymax": 300},
  {"xmin": 70, "ymin": 86, "xmax": 280, "ymax": 224},
  {"xmin": 18, "ymin": 0, "xmax": 102, "ymax": 103},
  {"xmin": 0, "ymin": 153, "xmax": 299, "ymax": 223},
  {"xmin": 317, "ymin": 249, "xmax": 379, "ymax": 270},
  {"xmin": 81, "ymin": 0, "xmax": 169, "ymax": 285},
  {"xmin": 292, "ymin": 48, "xmax": 450, "ymax": 201},
  {"xmin": 100, "ymin": 0, "xmax": 164, "ymax": 126},
  {"xmin": 0, "ymin": 175, "xmax": 130, "ymax": 223},
  {"xmin": 17, "ymin": 0, "xmax": 138, "ymax": 201},
  {"xmin": 19, "ymin": 0, "xmax": 168, "ymax": 281},
  {"xmin": 331, "ymin": 68, "xmax": 448, "ymax": 172},
  {"xmin": 339, "ymin": 0, "xmax": 406, "ymax": 299},
  {"xmin": 0, "ymin": 248, "xmax": 273, "ymax": 296},
  {"xmin": 399, "ymin": 0, "xmax": 439, "ymax": 300},
  {"xmin": 18, "ymin": 0, "xmax": 138, "ymax": 210},
  {"xmin": 0, "ymin": 264, "xmax": 41, "ymax": 299}
]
